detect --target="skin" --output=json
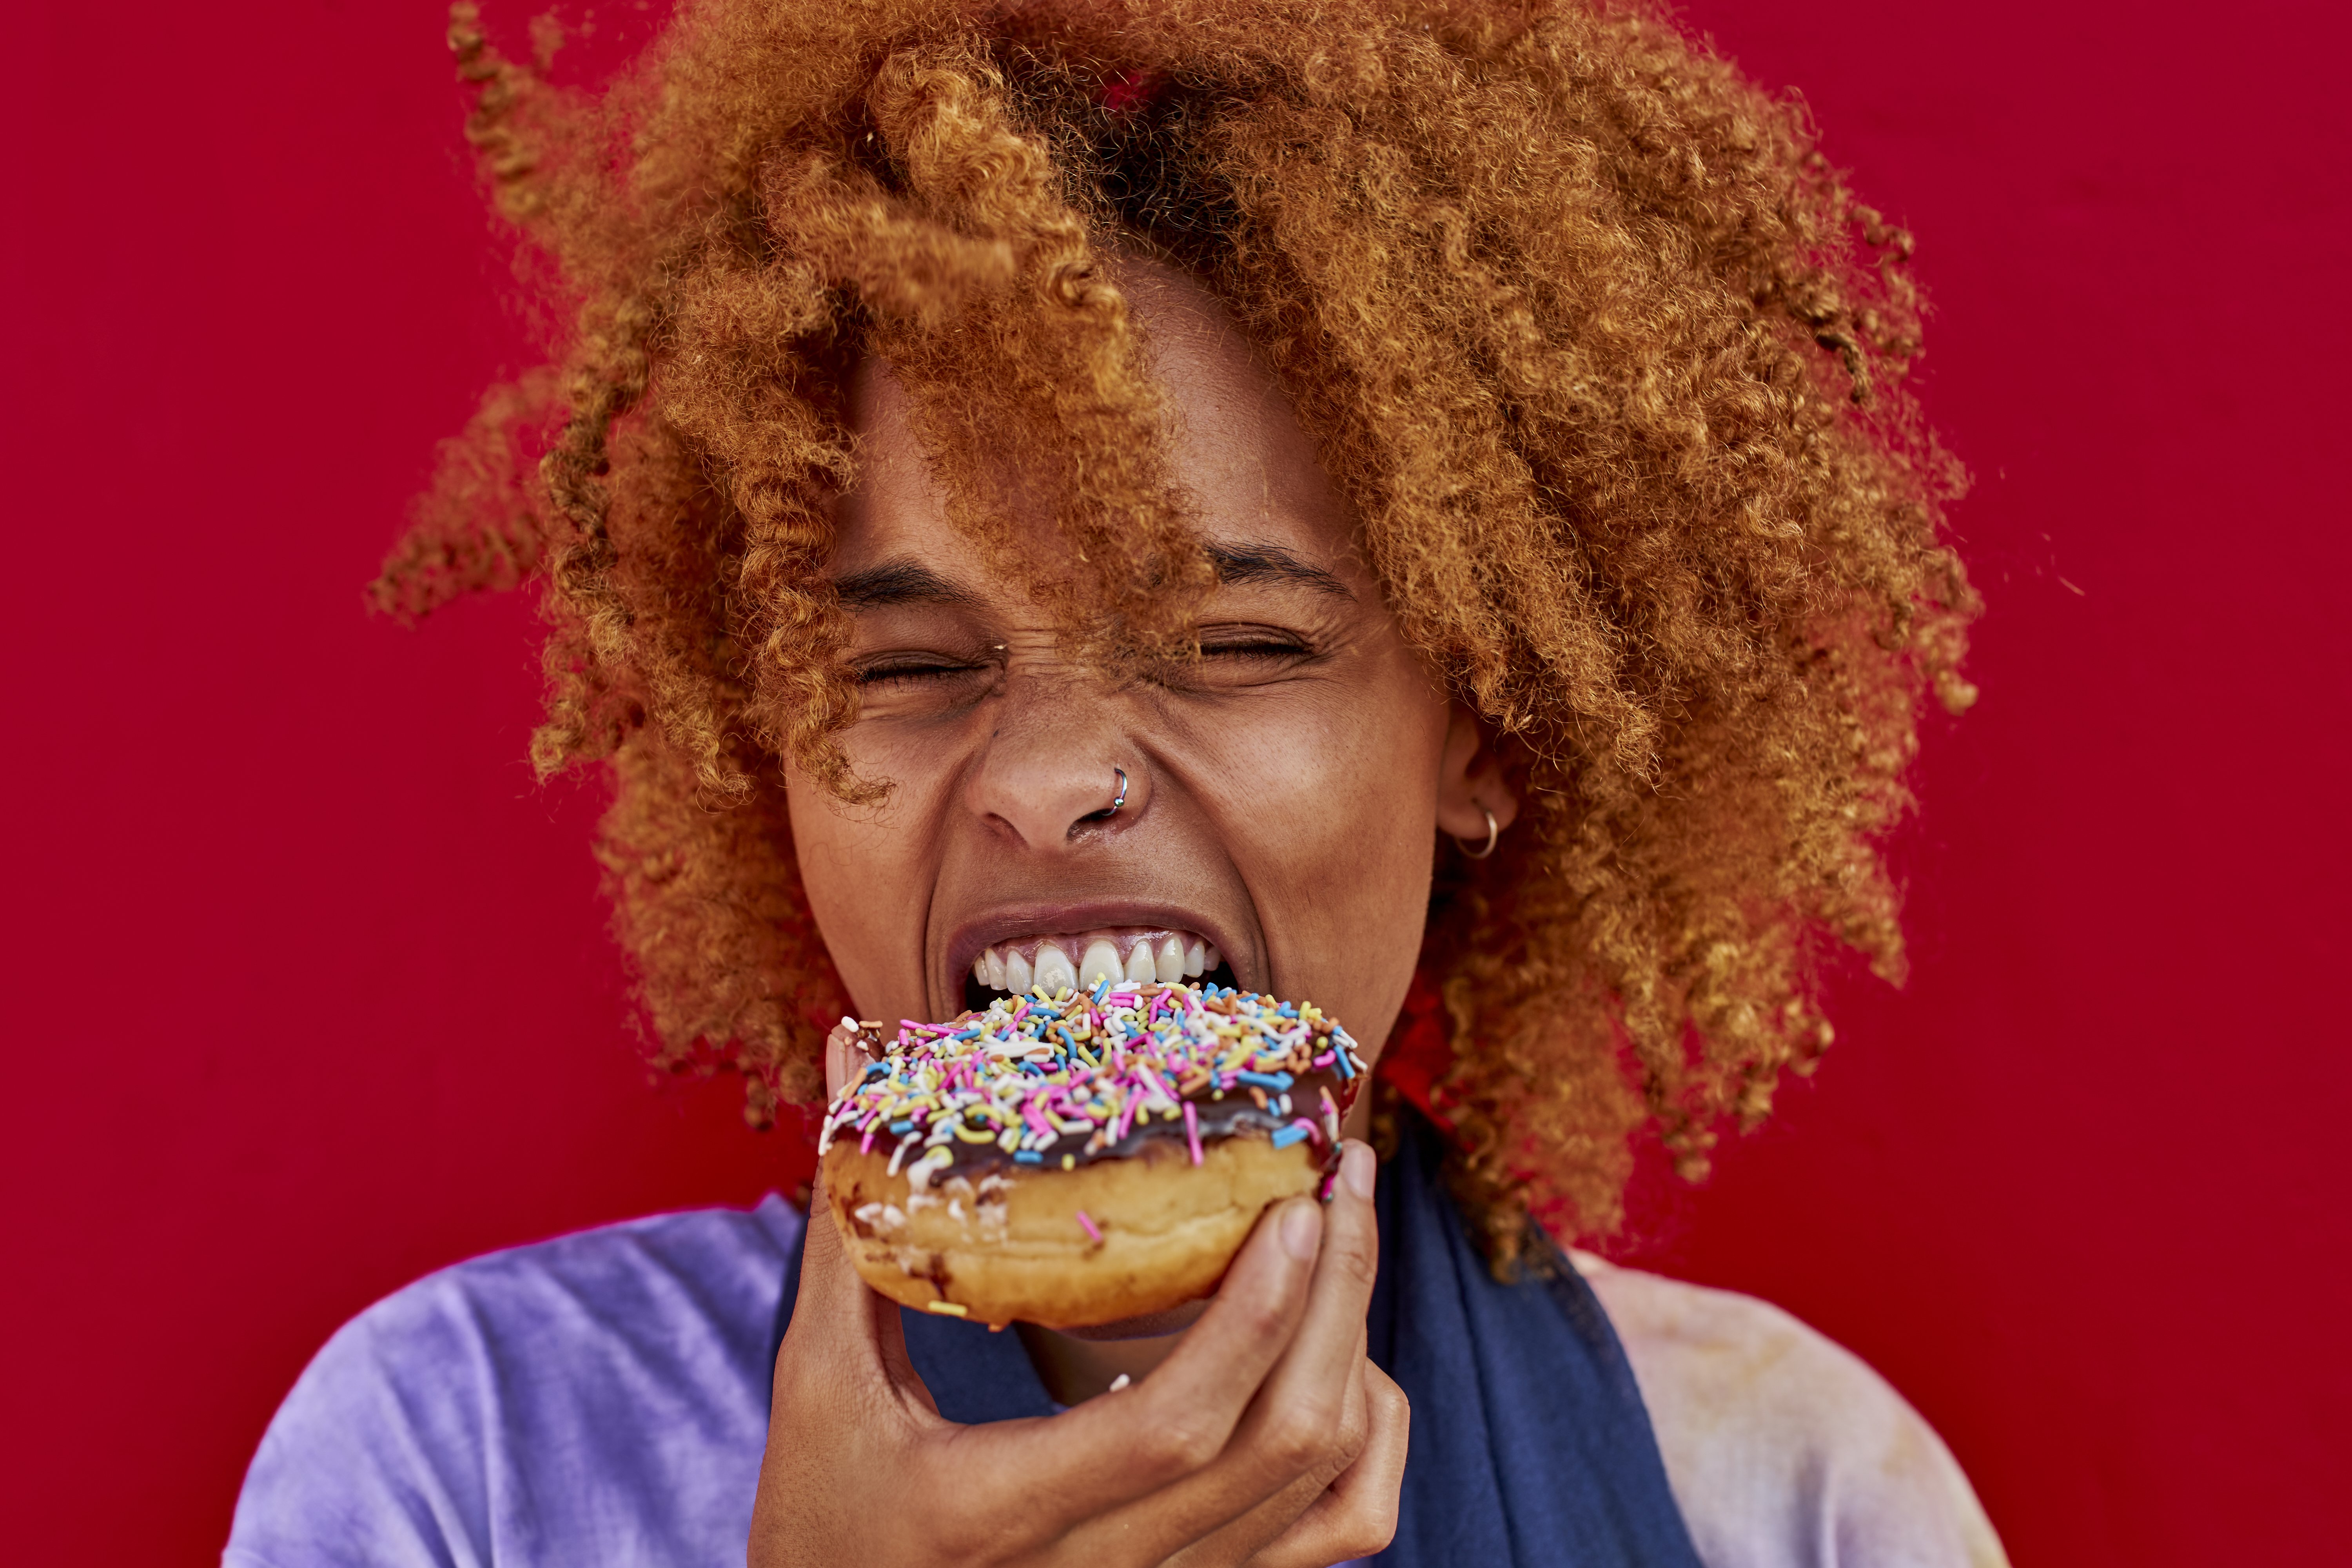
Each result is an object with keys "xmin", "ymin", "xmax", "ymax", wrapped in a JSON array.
[{"xmin": 753, "ymin": 261, "xmax": 1519, "ymax": 1567}]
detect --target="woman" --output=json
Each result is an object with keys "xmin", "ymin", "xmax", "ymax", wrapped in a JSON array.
[{"xmin": 229, "ymin": 1, "xmax": 2003, "ymax": 1563}]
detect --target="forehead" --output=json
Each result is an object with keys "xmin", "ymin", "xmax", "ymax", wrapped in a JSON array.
[{"xmin": 831, "ymin": 258, "xmax": 1360, "ymax": 588}]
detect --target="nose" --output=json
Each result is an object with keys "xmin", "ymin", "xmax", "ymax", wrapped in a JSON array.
[{"xmin": 964, "ymin": 693, "xmax": 1143, "ymax": 849}]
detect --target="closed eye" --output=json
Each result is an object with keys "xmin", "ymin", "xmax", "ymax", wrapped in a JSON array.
[
  {"xmin": 1199, "ymin": 630, "xmax": 1310, "ymax": 661},
  {"xmin": 855, "ymin": 657, "xmax": 985, "ymax": 688}
]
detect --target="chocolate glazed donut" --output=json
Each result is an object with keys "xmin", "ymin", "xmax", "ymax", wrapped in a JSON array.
[{"xmin": 818, "ymin": 980, "xmax": 1365, "ymax": 1329}]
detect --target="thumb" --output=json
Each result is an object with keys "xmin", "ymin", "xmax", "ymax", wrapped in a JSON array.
[
  {"xmin": 785, "ymin": 1165, "xmax": 940, "ymax": 1420},
  {"xmin": 823, "ymin": 1016, "xmax": 875, "ymax": 1102},
  {"xmin": 824, "ymin": 1020, "xmax": 850, "ymax": 1102}
]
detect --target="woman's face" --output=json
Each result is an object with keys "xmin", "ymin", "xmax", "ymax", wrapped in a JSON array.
[{"xmin": 786, "ymin": 263, "xmax": 1512, "ymax": 1078}]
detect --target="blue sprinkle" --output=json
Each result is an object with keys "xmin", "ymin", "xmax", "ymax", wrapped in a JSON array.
[
  {"xmin": 889, "ymin": 1119, "xmax": 914, "ymax": 1134},
  {"xmin": 1333, "ymin": 1051, "xmax": 1355, "ymax": 1079},
  {"xmin": 1270, "ymin": 1125, "xmax": 1309, "ymax": 1151},
  {"xmin": 1278, "ymin": 1003, "xmax": 1298, "ymax": 1018},
  {"xmin": 863, "ymin": 1062, "xmax": 888, "ymax": 1079},
  {"xmin": 1013, "ymin": 1150, "xmax": 1043, "ymax": 1164},
  {"xmin": 1236, "ymin": 1070, "xmax": 1295, "ymax": 1091},
  {"xmin": 1091, "ymin": 977, "xmax": 1111, "ymax": 1002}
]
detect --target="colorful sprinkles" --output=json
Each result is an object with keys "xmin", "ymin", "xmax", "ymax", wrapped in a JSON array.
[{"xmin": 818, "ymin": 981, "xmax": 1365, "ymax": 1189}]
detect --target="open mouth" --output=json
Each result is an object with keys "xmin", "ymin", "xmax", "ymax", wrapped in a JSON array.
[{"xmin": 960, "ymin": 927, "xmax": 1236, "ymax": 1013}]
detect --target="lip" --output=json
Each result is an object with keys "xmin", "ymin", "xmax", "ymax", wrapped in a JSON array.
[{"xmin": 941, "ymin": 900, "xmax": 1251, "ymax": 1009}]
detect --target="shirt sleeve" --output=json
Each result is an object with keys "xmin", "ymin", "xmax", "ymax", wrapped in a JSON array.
[
  {"xmin": 1572, "ymin": 1254, "xmax": 2011, "ymax": 1568},
  {"xmin": 223, "ymin": 1270, "xmax": 504, "ymax": 1568},
  {"xmin": 223, "ymin": 1198, "xmax": 801, "ymax": 1568}
]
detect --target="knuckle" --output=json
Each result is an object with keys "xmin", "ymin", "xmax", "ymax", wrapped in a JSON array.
[
  {"xmin": 1332, "ymin": 1488, "xmax": 1403, "ymax": 1557},
  {"xmin": 1332, "ymin": 1393, "xmax": 1370, "ymax": 1462},
  {"xmin": 1336, "ymin": 1509, "xmax": 1402, "ymax": 1558},
  {"xmin": 1231, "ymin": 1290, "xmax": 1296, "ymax": 1345},
  {"xmin": 1325, "ymin": 1228, "xmax": 1379, "ymax": 1292},
  {"xmin": 1140, "ymin": 1410, "xmax": 1228, "ymax": 1476},
  {"xmin": 1258, "ymin": 1407, "xmax": 1338, "ymax": 1474}
]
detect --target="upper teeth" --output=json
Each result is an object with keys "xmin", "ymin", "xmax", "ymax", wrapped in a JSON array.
[{"xmin": 971, "ymin": 929, "xmax": 1218, "ymax": 996}]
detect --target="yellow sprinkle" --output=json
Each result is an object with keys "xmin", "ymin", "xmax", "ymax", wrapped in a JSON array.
[
  {"xmin": 925, "ymin": 1301, "xmax": 968, "ymax": 1317},
  {"xmin": 1061, "ymin": 1154, "xmax": 1075, "ymax": 1170}
]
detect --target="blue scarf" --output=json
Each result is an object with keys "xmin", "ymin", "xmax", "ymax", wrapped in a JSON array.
[{"xmin": 771, "ymin": 1112, "xmax": 1702, "ymax": 1566}]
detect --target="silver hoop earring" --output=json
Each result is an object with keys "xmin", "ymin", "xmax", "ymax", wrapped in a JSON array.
[
  {"xmin": 1455, "ymin": 805, "xmax": 1499, "ymax": 860},
  {"xmin": 1108, "ymin": 767, "xmax": 1129, "ymax": 815}
]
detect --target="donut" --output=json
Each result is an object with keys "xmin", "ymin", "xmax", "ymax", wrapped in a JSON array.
[{"xmin": 817, "ymin": 980, "xmax": 1367, "ymax": 1329}]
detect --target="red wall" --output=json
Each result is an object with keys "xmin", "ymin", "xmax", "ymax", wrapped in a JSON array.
[{"xmin": 4, "ymin": 2, "xmax": 2344, "ymax": 1562}]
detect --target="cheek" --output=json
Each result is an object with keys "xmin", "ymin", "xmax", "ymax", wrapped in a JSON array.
[
  {"xmin": 784, "ymin": 773, "xmax": 927, "ymax": 1014},
  {"xmin": 1193, "ymin": 654, "xmax": 1450, "ymax": 977}
]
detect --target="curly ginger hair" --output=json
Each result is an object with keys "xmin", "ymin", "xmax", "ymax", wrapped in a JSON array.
[{"xmin": 379, "ymin": 0, "xmax": 1977, "ymax": 1265}]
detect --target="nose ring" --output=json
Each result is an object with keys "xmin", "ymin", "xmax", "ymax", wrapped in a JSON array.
[{"xmin": 1108, "ymin": 767, "xmax": 1129, "ymax": 815}]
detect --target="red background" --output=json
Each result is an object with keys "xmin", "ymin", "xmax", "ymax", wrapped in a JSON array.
[{"xmin": 5, "ymin": 1, "xmax": 2345, "ymax": 1562}]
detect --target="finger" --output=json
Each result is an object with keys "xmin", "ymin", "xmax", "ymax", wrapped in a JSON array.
[
  {"xmin": 1114, "ymin": 1194, "xmax": 1324, "ymax": 1460},
  {"xmin": 993, "ymin": 1192, "xmax": 1325, "ymax": 1543},
  {"xmin": 1062, "ymin": 1155, "xmax": 1381, "ymax": 1563},
  {"xmin": 1255, "ymin": 1142, "xmax": 1382, "ymax": 1420},
  {"xmin": 1119, "ymin": 1141, "xmax": 1383, "ymax": 1553},
  {"xmin": 1243, "ymin": 1359, "xmax": 1410, "ymax": 1568},
  {"xmin": 1155, "ymin": 1345, "xmax": 1374, "ymax": 1568},
  {"xmin": 1205, "ymin": 1142, "xmax": 1383, "ymax": 1494}
]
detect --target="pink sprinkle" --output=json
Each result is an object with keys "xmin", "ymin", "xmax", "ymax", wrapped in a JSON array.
[
  {"xmin": 1184, "ymin": 1101, "xmax": 1203, "ymax": 1166},
  {"xmin": 1312, "ymin": 1051, "xmax": 1334, "ymax": 1069},
  {"xmin": 1076, "ymin": 1209, "xmax": 1101, "ymax": 1243},
  {"xmin": 1291, "ymin": 1116, "xmax": 1322, "ymax": 1145}
]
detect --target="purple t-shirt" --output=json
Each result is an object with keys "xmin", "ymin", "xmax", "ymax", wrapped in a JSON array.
[
  {"xmin": 224, "ymin": 1191, "xmax": 2004, "ymax": 1566},
  {"xmin": 225, "ymin": 1198, "xmax": 802, "ymax": 1567}
]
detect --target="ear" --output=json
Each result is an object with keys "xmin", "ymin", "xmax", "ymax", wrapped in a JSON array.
[{"xmin": 1434, "ymin": 702, "xmax": 1522, "ymax": 845}]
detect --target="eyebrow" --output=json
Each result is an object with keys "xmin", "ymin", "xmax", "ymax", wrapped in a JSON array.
[
  {"xmin": 830, "ymin": 558, "xmax": 978, "ymax": 609},
  {"xmin": 1206, "ymin": 542, "xmax": 1352, "ymax": 600},
  {"xmin": 829, "ymin": 542, "xmax": 1352, "ymax": 607}
]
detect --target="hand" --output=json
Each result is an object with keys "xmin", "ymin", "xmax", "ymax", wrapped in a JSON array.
[{"xmin": 748, "ymin": 1138, "xmax": 1408, "ymax": 1567}]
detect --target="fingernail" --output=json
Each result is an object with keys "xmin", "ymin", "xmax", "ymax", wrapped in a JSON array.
[
  {"xmin": 1340, "ymin": 1142, "xmax": 1376, "ymax": 1201},
  {"xmin": 1280, "ymin": 1198, "xmax": 1323, "ymax": 1261}
]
